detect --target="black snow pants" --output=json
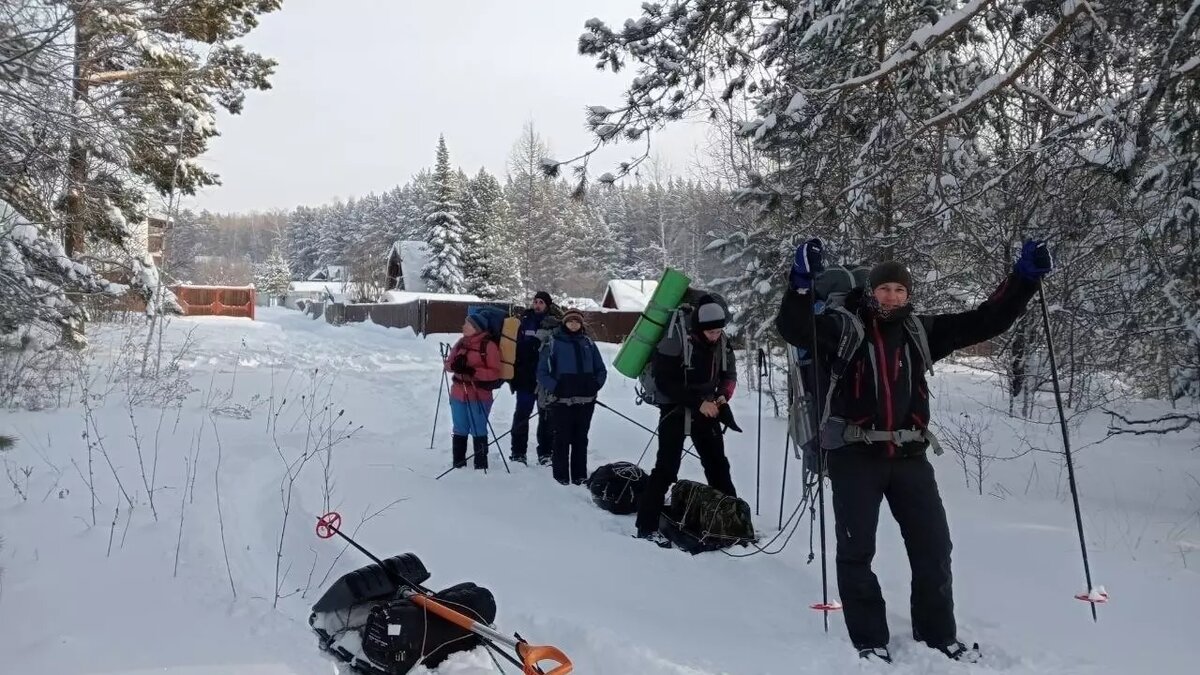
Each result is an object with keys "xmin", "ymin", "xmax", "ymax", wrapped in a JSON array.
[
  {"xmin": 511, "ymin": 389, "xmax": 552, "ymax": 461},
  {"xmin": 827, "ymin": 446, "xmax": 956, "ymax": 650},
  {"xmin": 551, "ymin": 402, "xmax": 595, "ymax": 484},
  {"xmin": 635, "ymin": 406, "xmax": 736, "ymax": 535}
]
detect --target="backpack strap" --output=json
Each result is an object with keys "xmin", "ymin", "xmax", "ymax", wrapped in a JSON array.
[
  {"xmin": 903, "ymin": 316, "xmax": 934, "ymax": 376},
  {"xmin": 819, "ymin": 306, "xmax": 865, "ymax": 429}
]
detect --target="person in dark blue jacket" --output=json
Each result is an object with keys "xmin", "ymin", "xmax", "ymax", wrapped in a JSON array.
[
  {"xmin": 537, "ymin": 308, "xmax": 607, "ymax": 485},
  {"xmin": 509, "ymin": 291, "xmax": 561, "ymax": 465}
]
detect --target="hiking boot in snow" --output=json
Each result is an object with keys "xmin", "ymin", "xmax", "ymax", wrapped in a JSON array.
[
  {"xmin": 635, "ymin": 531, "xmax": 673, "ymax": 548},
  {"xmin": 537, "ymin": 455, "xmax": 552, "ymax": 466},
  {"xmin": 509, "ymin": 454, "xmax": 528, "ymax": 465},
  {"xmin": 571, "ymin": 478, "xmax": 586, "ymax": 486},
  {"xmin": 858, "ymin": 647, "xmax": 892, "ymax": 664},
  {"xmin": 451, "ymin": 434, "xmax": 468, "ymax": 468},
  {"xmin": 935, "ymin": 642, "xmax": 981, "ymax": 663},
  {"xmin": 472, "ymin": 436, "xmax": 489, "ymax": 470}
]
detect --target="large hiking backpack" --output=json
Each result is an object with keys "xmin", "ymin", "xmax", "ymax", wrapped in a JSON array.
[
  {"xmin": 635, "ymin": 289, "xmax": 731, "ymax": 407},
  {"xmin": 467, "ymin": 306, "xmax": 509, "ymax": 390},
  {"xmin": 658, "ymin": 479, "xmax": 756, "ymax": 554},
  {"xmin": 587, "ymin": 461, "xmax": 648, "ymax": 515},
  {"xmin": 360, "ymin": 582, "xmax": 497, "ymax": 674},
  {"xmin": 309, "ymin": 553, "xmax": 498, "ymax": 675},
  {"xmin": 787, "ymin": 264, "xmax": 933, "ymax": 476}
]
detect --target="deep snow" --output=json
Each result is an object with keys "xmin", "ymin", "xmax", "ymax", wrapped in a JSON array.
[{"xmin": 2, "ymin": 309, "xmax": 1199, "ymax": 674}]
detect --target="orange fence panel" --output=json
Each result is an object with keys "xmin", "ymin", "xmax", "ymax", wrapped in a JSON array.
[{"xmin": 172, "ymin": 285, "xmax": 256, "ymax": 320}]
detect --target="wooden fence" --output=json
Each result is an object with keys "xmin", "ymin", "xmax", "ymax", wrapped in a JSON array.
[
  {"xmin": 174, "ymin": 285, "xmax": 256, "ymax": 320},
  {"xmin": 89, "ymin": 285, "xmax": 257, "ymax": 320},
  {"xmin": 325, "ymin": 299, "xmax": 641, "ymax": 343}
]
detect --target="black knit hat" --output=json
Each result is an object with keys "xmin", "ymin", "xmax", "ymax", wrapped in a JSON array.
[
  {"xmin": 868, "ymin": 261, "xmax": 913, "ymax": 292},
  {"xmin": 533, "ymin": 291, "xmax": 553, "ymax": 307}
]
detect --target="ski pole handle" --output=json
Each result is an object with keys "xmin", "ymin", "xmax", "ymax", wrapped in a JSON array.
[{"xmin": 518, "ymin": 643, "xmax": 573, "ymax": 675}]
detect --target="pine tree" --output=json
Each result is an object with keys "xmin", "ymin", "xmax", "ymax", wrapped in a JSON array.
[
  {"xmin": 570, "ymin": 0, "xmax": 1200, "ymax": 413},
  {"xmin": 1, "ymin": 201, "xmax": 115, "ymax": 336},
  {"xmin": 421, "ymin": 135, "xmax": 465, "ymax": 294},
  {"xmin": 463, "ymin": 168, "xmax": 518, "ymax": 299},
  {"xmin": 255, "ymin": 247, "xmax": 292, "ymax": 305},
  {"xmin": 56, "ymin": 1, "xmax": 279, "ymax": 258}
]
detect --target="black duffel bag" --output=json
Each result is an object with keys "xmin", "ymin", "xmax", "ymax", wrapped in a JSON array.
[
  {"xmin": 361, "ymin": 582, "xmax": 497, "ymax": 674},
  {"xmin": 587, "ymin": 461, "xmax": 648, "ymax": 515}
]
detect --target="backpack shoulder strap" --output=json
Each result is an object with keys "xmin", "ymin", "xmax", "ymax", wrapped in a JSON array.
[
  {"xmin": 819, "ymin": 307, "xmax": 866, "ymax": 428},
  {"xmin": 904, "ymin": 315, "xmax": 934, "ymax": 375}
]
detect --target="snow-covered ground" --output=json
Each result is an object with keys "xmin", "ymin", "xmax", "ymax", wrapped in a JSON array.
[{"xmin": 2, "ymin": 308, "xmax": 1198, "ymax": 674}]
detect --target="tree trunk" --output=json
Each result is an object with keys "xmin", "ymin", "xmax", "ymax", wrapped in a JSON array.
[{"xmin": 62, "ymin": 7, "xmax": 92, "ymax": 347}]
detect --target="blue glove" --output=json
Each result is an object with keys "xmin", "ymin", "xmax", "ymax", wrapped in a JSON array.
[
  {"xmin": 790, "ymin": 238, "xmax": 825, "ymax": 290},
  {"xmin": 1014, "ymin": 239, "xmax": 1053, "ymax": 280}
]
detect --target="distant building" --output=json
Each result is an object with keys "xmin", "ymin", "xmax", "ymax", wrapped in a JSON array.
[
  {"xmin": 307, "ymin": 264, "xmax": 349, "ymax": 282},
  {"xmin": 146, "ymin": 213, "xmax": 170, "ymax": 268},
  {"xmin": 385, "ymin": 240, "xmax": 431, "ymax": 292},
  {"xmin": 601, "ymin": 279, "xmax": 659, "ymax": 311}
]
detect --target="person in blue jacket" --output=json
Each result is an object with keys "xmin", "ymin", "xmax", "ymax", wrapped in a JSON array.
[{"xmin": 537, "ymin": 308, "xmax": 607, "ymax": 485}]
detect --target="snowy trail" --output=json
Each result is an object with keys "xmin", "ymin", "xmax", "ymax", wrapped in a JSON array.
[{"xmin": 2, "ymin": 308, "xmax": 1199, "ymax": 674}]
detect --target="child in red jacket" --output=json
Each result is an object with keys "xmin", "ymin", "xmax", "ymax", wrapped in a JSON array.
[{"xmin": 444, "ymin": 309, "xmax": 503, "ymax": 469}]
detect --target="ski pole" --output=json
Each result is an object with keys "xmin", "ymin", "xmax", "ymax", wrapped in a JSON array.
[
  {"xmin": 778, "ymin": 432, "xmax": 790, "ymax": 531},
  {"xmin": 631, "ymin": 405, "xmax": 679, "ymax": 465},
  {"xmin": 467, "ymin": 380, "xmax": 511, "ymax": 474},
  {"xmin": 595, "ymin": 400, "xmax": 700, "ymax": 460},
  {"xmin": 315, "ymin": 512, "xmax": 572, "ymax": 674},
  {"xmin": 756, "ymin": 347, "xmax": 765, "ymax": 515},
  {"xmin": 430, "ymin": 343, "xmax": 451, "ymax": 449},
  {"xmin": 1038, "ymin": 281, "xmax": 1104, "ymax": 620},
  {"xmin": 436, "ymin": 410, "xmax": 537, "ymax": 480},
  {"xmin": 804, "ymin": 284, "xmax": 838, "ymax": 628}
]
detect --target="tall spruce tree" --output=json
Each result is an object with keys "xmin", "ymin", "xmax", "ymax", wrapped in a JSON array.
[{"xmin": 421, "ymin": 135, "xmax": 465, "ymax": 294}]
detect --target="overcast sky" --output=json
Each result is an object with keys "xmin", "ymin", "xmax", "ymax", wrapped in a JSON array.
[{"xmin": 188, "ymin": 0, "xmax": 713, "ymax": 214}]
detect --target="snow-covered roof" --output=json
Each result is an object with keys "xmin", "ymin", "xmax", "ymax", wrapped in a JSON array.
[
  {"xmin": 389, "ymin": 240, "xmax": 431, "ymax": 293},
  {"xmin": 289, "ymin": 281, "xmax": 346, "ymax": 294},
  {"xmin": 308, "ymin": 264, "xmax": 349, "ymax": 282},
  {"xmin": 602, "ymin": 279, "xmax": 658, "ymax": 311},
  {"xmin": 556, "ymin": 297, "xmax": 602, "ymax": 311},
  {"xmin": 383, "ymin": 290, "xmax": 483, "ymax": 304}
]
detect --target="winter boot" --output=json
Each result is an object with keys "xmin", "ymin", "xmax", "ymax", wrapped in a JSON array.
[
  {"xmin": 858, "ymin": 647, "xmax": 892, "ymax": 664},
  {"xmin": 935, "ymin": 642, "xmax": 981, "ymax": 663},
  {"xmin": 537, "ymin": 455, "xmax": 552, "ymax": 466},
  {"xmin": 472, "ymin": 436, "xmax": 489, "ymax": 470},
  {"xmin": 509, "ymin": 453, "xmax": 528, "ymax": 465},
  {"xmin": 634, "ymin": 530, "xmax": 673, "ymax": 548},
  {"xmin": 451, "ymin": 435, "xmax": 468, "ymax": 468}
]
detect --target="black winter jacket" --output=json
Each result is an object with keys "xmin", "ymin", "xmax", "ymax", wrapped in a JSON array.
[
  {"xmin": 652, "ymin": 331, "xmax": 737, "ymax": 410},
  {"xmin": 511, "ymin": 307, "xmax": 561, "ymax": 393},
  {"xmin": 775, "ymin": 273, "xmax": 1037, "ymax": 455}
]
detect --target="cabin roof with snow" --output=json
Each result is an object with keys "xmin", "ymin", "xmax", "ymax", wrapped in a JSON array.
[
  {"xmin": 601, "ymin": 279, "xmax": 658, "ymax": 311},
  {"xmin": 386, "ymin": 240, "xmax": 431, "ymax": 293},
  {"xmin": 308, "ymin": 264, "xmax": 349, "ymax": 282}
]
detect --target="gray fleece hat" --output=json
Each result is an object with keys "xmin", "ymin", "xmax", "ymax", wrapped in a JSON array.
[{"xmin": 694, "ymin": 300, "xmax": 728, "ymax": 331}]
